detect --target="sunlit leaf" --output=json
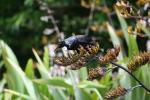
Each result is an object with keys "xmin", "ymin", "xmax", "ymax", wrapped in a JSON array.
[
  {"xmin": 0, "ymin": 79, "xmax": 6, "ymax": 92},
  {"xmin": 116, "ymin": 9, "xmax": 139, "ymax": 56},
  {"xmin": 33, "ymin": 78, "xmax": 73, "ymax": 90},
  {"xmin": 74, "ymin": 87, "xmax": 92, "ymax": 100},
  {"xmin": 6, "ymin": 58, "xmax": 37, "ymax": 99},
  {"xmin": 0, "ymin": 41, "xmax": 24, "ymax": 93},
  {"xmin": 107, "ymin": 22, "xmax": 124, "ymax": 59},
  {"xmin": 78, "ymin": 81, "xmax": 106, "ymax": 89},
  {"xmin": 69, "ymin": 71, "xmax": 92, "ymax": 100},
  {"xmin": 43, "ymin": 47, "xmax": 50, "ymax": 69},
  {"xmin": 52, "ymin": 89, "xmax": 67, "ymax": 100},
  {"xmin": 4, "ymin": 89, "xmax": 31, "ymax": 99},
  {"xmin": 32, "ymin": 49, "xmax": 49, "ymax": 78},
  {"xmin": 25, "ymin": 58, "xmax": 34, "ymax": 79}
]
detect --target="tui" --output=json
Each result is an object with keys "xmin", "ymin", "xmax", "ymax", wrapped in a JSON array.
[{"xmin": 55, "ymin": 35, "xmax": 95, "ymax": 51}]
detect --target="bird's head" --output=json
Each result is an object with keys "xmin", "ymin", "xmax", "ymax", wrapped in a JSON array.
[{"xmin": 55, "ymin": 41, "xmax": 66, "ymax": 52}]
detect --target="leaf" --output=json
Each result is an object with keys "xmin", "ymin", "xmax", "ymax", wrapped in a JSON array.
[
  {"xmin": 33, "ymin": 78, "xmax": 73, "ymax": 90},
  {"xmin": 32, "ymin": 49, "xmax": 49, "ymax": 78},
  {"xmin": 0, "ymin": 79, "xmax": 6, "ymax": 92},
  {"xmin": 34, "ymin": 78, "xmax": 68, "ymax": 100},
  {"xmin": 116, "ymin": 9, "xmax": 139, "ymax": 56},
  {"xmin": 0, "ymin": 41, "xmax": 24, "ymax": 93},
  {"xmin": 0, "ymin": 61, "xmax": 4, "ymax": 69},
  {"xmin": 0, "ymin": 40, "xmax": 19, "ymax": 64},
  {"xmin": 79, "ymin": 67, "xmax": 88, "ymax": 80},
  {"xmin": 90, "ymin": 88, "xmax": 103, "ymax": 100},
  {"xmin": 52, "ymin": 89, "xmax": 67, "ymax": 100},
  {"xmin": 25, "ymin": 58, "xmax": 34, "ymax": 79},
  {"xmin": 4, "ymin": 89, "xmax": 31, "ymax": 99},
  {"xmin": 74, "ymin": 87, "xmax": 92, "ymax": 100},
  {"xmin": 107, "ymin": 23, "xmax": 121, "ymax": 46},
  {"xmin": 78, "ymin": 81, "xmax": 106, "ymax": 89},
  {"xmin": 116, "ymin": 9, "xmax": 129, "ymax": 45},
  {"xmin": 37, "ymin": 63, "xmax": 50, "ymax": 78},
  {"xmin": 128, "ymin": 35, "xmax": 139, "ymax": 56},
  {"xmin": 69, "ymin": 71, "xmax": 92, "ymax": 100},
  {"xmin": 0, "ymin": 94, "xmax": 3, "ymax": 100},
  {"xmin": 107, "ymin": 22, "xmax": 124, "ymax": 60},
  {"xmin": 141, "ymin": 25, "xmax": 150, "ymax": 38},
  {"xmin": 6, "ymin": 58, "xmax": 37, "ymax": 99},
  {"xmin": 4, "ymin": 91, "xmax": 12, "ymax": 100},
  {"xmin": 33, "ymin": 83, "xmax": 54, "ymax": 100},
  {"xmin": 43, "ymin": 47, "xmax": 50, "ymax": 69}
]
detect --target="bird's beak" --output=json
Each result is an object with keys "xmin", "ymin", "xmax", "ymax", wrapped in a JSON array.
[
  {"xmin": 55, "ymin": 41, "xmax": 65, "ymax": 52},
  {"xmin": 54, "ymin": 45, "xmax": 61, "ymax": 52}
]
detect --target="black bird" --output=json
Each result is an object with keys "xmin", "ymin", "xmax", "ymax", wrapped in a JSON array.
[{"xmin": 55, "ymin": 35, "xmax": 95, "ymax": 51}]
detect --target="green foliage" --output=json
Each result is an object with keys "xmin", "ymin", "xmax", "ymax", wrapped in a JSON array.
[
  {"xmin": 1, "ymin": 21, "xmax": 150, "ymax": 99},
  {"xmin": 0, "ymin": 0, "xmax": 150, "ymax": 100},
  {"xmin": 0, "ymin": 40, "xmax": 107, "ymax": 100},
  {"xmin": 116, "ymin": 9, "xmax": 139, "ymax": 56},
  {"xmin": 25, "ymin": 58, "xmax": 34, "ymax": 79},
  {"xmin": 43, "ymin": 47, "xmax": 50, "ymax": 70}
]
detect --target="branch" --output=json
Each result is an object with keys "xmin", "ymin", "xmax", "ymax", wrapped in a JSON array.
[
  {"xmin": 37, "ymin": 0, "xmax": 64, "ymax": 40},
  {"xmin": 85, "ymin": 0, "xmax": 96, "ymax": 35},
  {"xmin": 110, "ymin": 61, "xmax": 150, "ymax": 93}
]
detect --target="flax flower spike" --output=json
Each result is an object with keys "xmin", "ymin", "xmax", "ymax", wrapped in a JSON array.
[
  {"xmin": 99, "ymin": 46, "xmax": 120, "ymax": 64},
  {"xmin": 54, "ymin": 43, "xmax": 100, "ymax": 69},
  {"xmin": 127, "ymin": 52, "xmax": 150, "ymax": 72},
  {"xmin": 105, "ymin": 85, "xmax": 141, "ymax": 100},
  {"xmin": 87, "ymin": 67, "xmax": 107, "ymax": 80}
]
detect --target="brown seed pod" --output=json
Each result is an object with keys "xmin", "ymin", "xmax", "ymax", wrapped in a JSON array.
[
  {"xmin": 87, "ymin": 67, "xmax": 106, "ymax": 80},
  {"xmin": 54, "ymin": 46, "xmax": 87, "ymax": 66},
  {"xmin": 54, "ymin": 43, "xmax": 100, "ymax": 69},
  {"xmin": 127, "ymin": 52, "xmax": 150, "ymax": 72},
  {"xmin": 105, "ymin": 86, "xmax": 127, "ymax": 100},
  {"xmin": 69, "ymin": 43, "xmax": 100, "ymax": 70},
  {"xmin": 68, "ymin": 57, "xmax": 87, "ymax": 70},
  {"xmin": 99, "ymin": 46, "xmax": 120, "ymax": 64},
  {"xmin": 115, "ymin": 0, "xmax": 135, "ymax": 17},
  {"xmin": 54, "ymin": 51, "xmax": 80, "ymax": 66}
]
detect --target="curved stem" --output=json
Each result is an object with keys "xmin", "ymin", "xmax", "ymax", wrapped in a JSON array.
[
  {"xmin": 110, "ymin": 61, "xmax": 150, "ymax": 93},
  {"xmin": 130, "ymin": 85, "xmax": 142, "ymax": 91}
]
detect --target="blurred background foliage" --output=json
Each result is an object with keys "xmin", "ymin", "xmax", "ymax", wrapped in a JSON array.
[
  {"xmin": 0, "ymin": 0, "xmax": 116, "ymax": 66},
  {"xmin": 0, "ymin": 0, "xmax": 149, "ymax": 66},
  {"xmin": 0, "ymin": 0, "xmax": 150, "ymax": 100}
]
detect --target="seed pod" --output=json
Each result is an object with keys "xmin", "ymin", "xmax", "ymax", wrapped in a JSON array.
[
  {"xmin": 54, "ymin": 43, "xmax": 100, "ymax": 69},
  {"xmin": 99, "ymin": 46, "xmax": 120, "ymax": 64},
  {"xmin": 115, "ymin": 0, "xmax": 134, "ymax": 17},
  {"xmin": 69, "ymin": 43, "xmax": 99, "ymax": 70},
  {"xmin": 86, "ymin": 43, "xmax": 100, "ymax": 54},
  {"xmin": 105, "ymin": 86, "xmax": 127, "ymax": 100},
  {"xmin": 127, "ymin": 52, "xmax": 150, "ymax": 72},
  {"xmin": 54, "ymin": 51, "xmax": 80, "ymax": 66},
  {"xmin": 87, "ymin": 67, "xmax": 106, "ymax": 80},
  {"xmin": 68, "ymin": 57, "xmax": 87, "ymax": 70},
  {"xmin": 54, "ymin": 46, "xmax": 87, "ymax": 66}
]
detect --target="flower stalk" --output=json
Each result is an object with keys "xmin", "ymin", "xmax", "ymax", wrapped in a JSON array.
[{"xmin": 110, "ymin": 61, "xmax": 150, "ymax": 93}]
